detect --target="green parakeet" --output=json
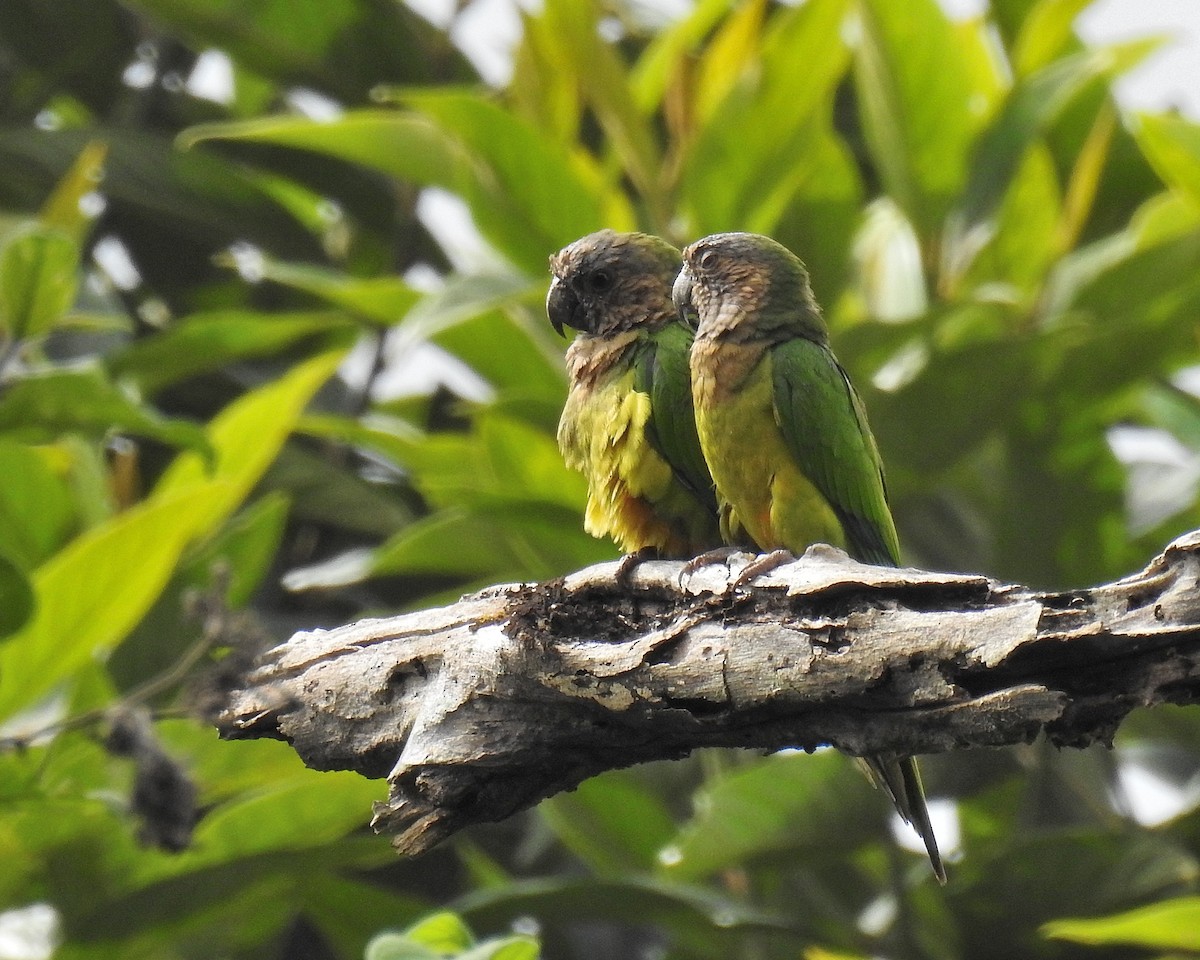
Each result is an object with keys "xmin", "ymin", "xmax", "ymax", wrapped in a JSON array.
[
  {"xmin": 674, "ymin": 231, "xmax": 945, "ymax": 883},
  {"xmin": 548, "ymin": 229, "xmax": 720, "ymax": 557}
]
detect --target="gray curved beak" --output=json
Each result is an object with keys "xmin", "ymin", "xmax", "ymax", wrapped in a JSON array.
[
  {"xmin": 672, "ymin": 267, "xmax": 698, "ymax": 329},
  {"xmin": 546, "ymin": 277, "xmax": 574, "ymax": 337}
]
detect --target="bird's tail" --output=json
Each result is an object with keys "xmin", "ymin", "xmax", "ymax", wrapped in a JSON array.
[{"xmin": 862, "ymin": 753, "xmax": 946, "ymax": 884}]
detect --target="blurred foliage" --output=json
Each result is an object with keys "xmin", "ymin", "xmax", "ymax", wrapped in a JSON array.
[{"xmin": 1, "ymin": 0, "xmax": 1200, "ymax": 957}]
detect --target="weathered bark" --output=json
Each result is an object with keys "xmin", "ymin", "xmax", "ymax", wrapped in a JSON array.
[{"xmin": 217, "ymin": 532, "xmax": 1200, "ymax": 856}]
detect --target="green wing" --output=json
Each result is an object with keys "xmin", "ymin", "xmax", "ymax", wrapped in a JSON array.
[
  {"xmin": 635, "ymin": 321, "xmax": 718, "ymax": 514},
  {"xmin": 770, "ymin": 337, "xmax": 900, "ymax": 566}
]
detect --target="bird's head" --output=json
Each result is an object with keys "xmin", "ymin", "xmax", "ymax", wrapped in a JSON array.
[
  {"xmin": 674, "ymin": 232, "xmax": 825, "ymax": 343},
  {"xmin": 547, "ymin": 230, "xmax": 681, "ymax": 338}
]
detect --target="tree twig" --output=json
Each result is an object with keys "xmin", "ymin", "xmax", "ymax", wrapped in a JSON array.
[{"xmin": 216, "ymin": 531, "xmax": 1200, "ymax": 856}]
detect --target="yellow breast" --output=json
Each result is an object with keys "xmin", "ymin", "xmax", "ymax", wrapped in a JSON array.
[
  {"xmin": 692, "ymin": 342, "xmax": 844, "ymax": 552},
  {"xmin": 559, "ymin": 366, "xmax": 699, "ymax": 555}
]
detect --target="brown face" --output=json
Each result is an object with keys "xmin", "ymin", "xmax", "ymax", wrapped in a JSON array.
[
  {"xmin": 546, "ymin": 238, "xmax": 618, "ymax": 336},
  {"xmin": 675, "ymin": 232, "xmax": 821, "ymax": 343},
  {"xmin": 546, "ymin": 230, "xmax": 681, "ymax": 339},
  {"xmin": 675, "ymin": 233, "xmax": 769, "ymax": 338}
]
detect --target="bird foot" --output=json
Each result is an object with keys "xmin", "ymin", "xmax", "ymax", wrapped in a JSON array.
[
  {"xmin": 613, "ymin": 547, "xmax": 659, "ymax": 587},
  {"xmin": 679, "ymin": 546, "xmax": 741, "ymax": 577},
  {"xmin": 730, "ymin": 549, "xmax": 796, "ymax": 589}
]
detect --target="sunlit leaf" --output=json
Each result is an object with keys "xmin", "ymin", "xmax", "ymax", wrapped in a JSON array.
[
  {"xmin": 404, "ymin": 911, "xmax": 474, "ymax": 952},
  {"xmin": 39, "ymin": 139, "xmax": 107, "ymax": 241},
  {"xmin": 1043, "ymin": 896, "xmax": 1200, "ymax": 949},
  {"xmin": 154, "ymin": 348, "xmax": 345, "ymax": 535},
  {"xmin": 0, "ymin": 223, "xmax": 80, "ymax": 339},
  {"xmin": 535, "ymin": 0, "xmax": 662, "ymax": 212},
  {"xmin": 365, "ymin": 933, "xmax": 440, "ymax": 960},
  {"xmin": 1011, "ymin": 0, "xmax": 1093, "ymax": 76},
  {"xmin": 180, "ymin": 112, "xmax": 464, "ymax": 193},
  {"xmin": 1134, "ymin": 113, "xmax": 1200, "ymax": 210},
  {"xmin": 401, "ymin": 90, "xmax": 606, "ymax": 271},
  {"xmin": 0, "ymin": 485, "xmax": 217, "ymax": 719},
  {"xmin": 460, "ymin": 937, "xmax": 540, "ymax": 960}
]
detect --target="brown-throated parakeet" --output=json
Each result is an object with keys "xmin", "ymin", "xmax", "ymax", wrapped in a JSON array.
[
  {"xmin": 548, "ymin": 229, "xmax": 719, "ymax": 557},
  {"xmin": 674, "ymin": 231, "xmax": 945, "ymax": 883}
]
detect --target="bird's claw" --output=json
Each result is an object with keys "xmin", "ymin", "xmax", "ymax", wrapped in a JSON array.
[
  {"xmin": 613, "ymin": 547, "xmax": 658, "ymax": 587},
  {"xmin": 676, "ymin": 546, "xmax": 742, "ymax": 592},
  {"xmin": 729, "ymin": 549, "xmax": 796, "ymax": 590}
]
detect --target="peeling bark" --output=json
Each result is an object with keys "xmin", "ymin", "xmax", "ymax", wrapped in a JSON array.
[{"xmin": 216, "ymin": 531, "xmax": 1200, "ymax": 855}]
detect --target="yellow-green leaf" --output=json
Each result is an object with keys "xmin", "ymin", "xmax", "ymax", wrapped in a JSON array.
[
  {"xmin": 0, "ymin": 224, "xmax": 81, "ymax": 340},
  {"xmin": 1042, "ymin": 897, "xmax": 1200, "ymax": 950},
  {"xmin": 154, "ymin": 348, "xmax": 345, "ymax": 535},
  {"xmin": 1135, "ymin": 113, "xmax": 1200, "ymax": 210},
  {"xmin": 0, "ymin": 486, "xmax": 219, "ymax": 719}
]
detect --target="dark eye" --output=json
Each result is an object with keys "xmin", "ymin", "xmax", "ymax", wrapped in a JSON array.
[
  {"xmin": 588, "ymin": 269, "xmax": 613, "ymax": 292},
  {"xmin": 698, "ymin": 250, "xmax": 719, "ymax": 272}
]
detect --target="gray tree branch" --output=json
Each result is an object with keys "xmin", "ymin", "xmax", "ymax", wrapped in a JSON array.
[{"xmin": 216, "ymin": 531, "xmax": 1200, "ymax": 856}]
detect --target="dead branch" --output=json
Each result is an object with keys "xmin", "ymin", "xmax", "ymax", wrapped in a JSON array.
[{"xmin": 216, "ymin": 531, "xmax": 1200, "ymax": 855}]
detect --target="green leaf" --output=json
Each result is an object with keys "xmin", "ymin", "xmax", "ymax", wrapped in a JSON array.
[
  {"xmin": 261, "ymin": 442, "xmax": 414, "ymax": 538},
  {"xmin": 185, "ymin": 100, "xmax": 602, "ymax": 273},
  {"xmin": 955, "ymin": 40, "xmax": 1161, "ymax": 238},
  {"xmin": 180, "ymin": 112, "xmax": 464, "ymax": 193},
  {"xmin": 184, "ymin": 491, "xmax": 291, "ymax": 608},
  {"xmin": 404, "ymin": 911, "xmax": 474, "ymax": 952},
  {"xmin": 153, "ymin": 348, "xmax": 346, "ymax": 536},
  {"xmin": 961, "ymin": 142, "xmax": 1062, "ymax": 296},
  {"xmin": 0, "ymin": 486, "xmax": 218, "ymax": 719},
  {"xmin": 394, "ymin": 272, "xmax": 540, "ymax": 352},
  {"xmin": 659, "ymin": 752, "xmax": 885, "ymax": 882},
  {"xmin": 125, "ymin": 0, "xmax": 473, "ymax": 102},
  {"xmin": 245, "ymin": 256, "xmax": 422, "ymax": 326},
  {"xmin": 365, "ymin": 933, "xmax": 440, "ymax": 960},
  {"xmin": 432, "ymin": 309, "xmax": 565, "ymax": 410},
  {"xmin": 0, "ymin": 365, "xmax": 211, "ymax": 453},
  {"xmin": 129, "ymin": 767, "xmax": 384, "ymax": 884},
  {"xmin": 681, "ymin": 0, "xmax": 851, "ymax": 235},
  {"xmin": 457, "ymin": 876, "xmax": 799, "ymax": 956},
  {"xmin": 460, "ymin": 937, "xmax": 540, "ymax": 960},
  {"xmin": 540, "ymin": 768, "xmax": 682, "ymax": 874},
  {"xmin": 630, "ymin": 0, "xmax": 730, "ymax": 111},
  {"xmin": 39, "ymin": 140, "xmax": 108, "ymax": 242},
  {"xmin": 1134, "ymin": 113, "xmax": 1200, "ymax": 210},
  {"xmin": 110, "ymin": 310, "xmax": 356, "ymax": 395},
  {"xmin": 0, "ymin": 440, "xmax": 76, "ymax": 569},
  {"xmin": 401, "ymin": 91, "xmax": 605, "ymax": 272},
  {"xmin": 1042, "ymin": 896, "xmax": 1200, "ymax": 949},
  {"xmin": 534, "ymin": 0, "xmax": 661, "ymax": 212},
  {"xmin": 0, "ymin": 551, "xmax": 34, "ymax": 639},
  {"xmin": 854, "ymin": 0, "xmax": 976, "ymax": 237},
  {"xmin": 1011, "ymin": 0, "xmax": 1093, "ymax": 76},
  {"xmin": 0, "ymin": 223, "xmax": 81, "ymax": 339}
]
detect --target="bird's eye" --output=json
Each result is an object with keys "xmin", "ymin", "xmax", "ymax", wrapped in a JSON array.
[
  {"xmin": 589, "ymin": 269, "xmax": 613, "ymax": 291},
  {"xmin": 698, "ymin": 250, "xmax": 719, "ymax": 272}
]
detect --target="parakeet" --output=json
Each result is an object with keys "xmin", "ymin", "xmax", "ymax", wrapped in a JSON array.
[
  {"xmin": 548, "ymin": 229, "xmax": 719, "ymax": 557},
  {"xmin": 674, "ymin": 231, "xmax": 945, "ymax": 883}
]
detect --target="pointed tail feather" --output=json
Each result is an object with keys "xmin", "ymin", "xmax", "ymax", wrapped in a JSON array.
[{"xmin": 863, "ymin": 754, "xmax": 946, "ymax": 884}]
